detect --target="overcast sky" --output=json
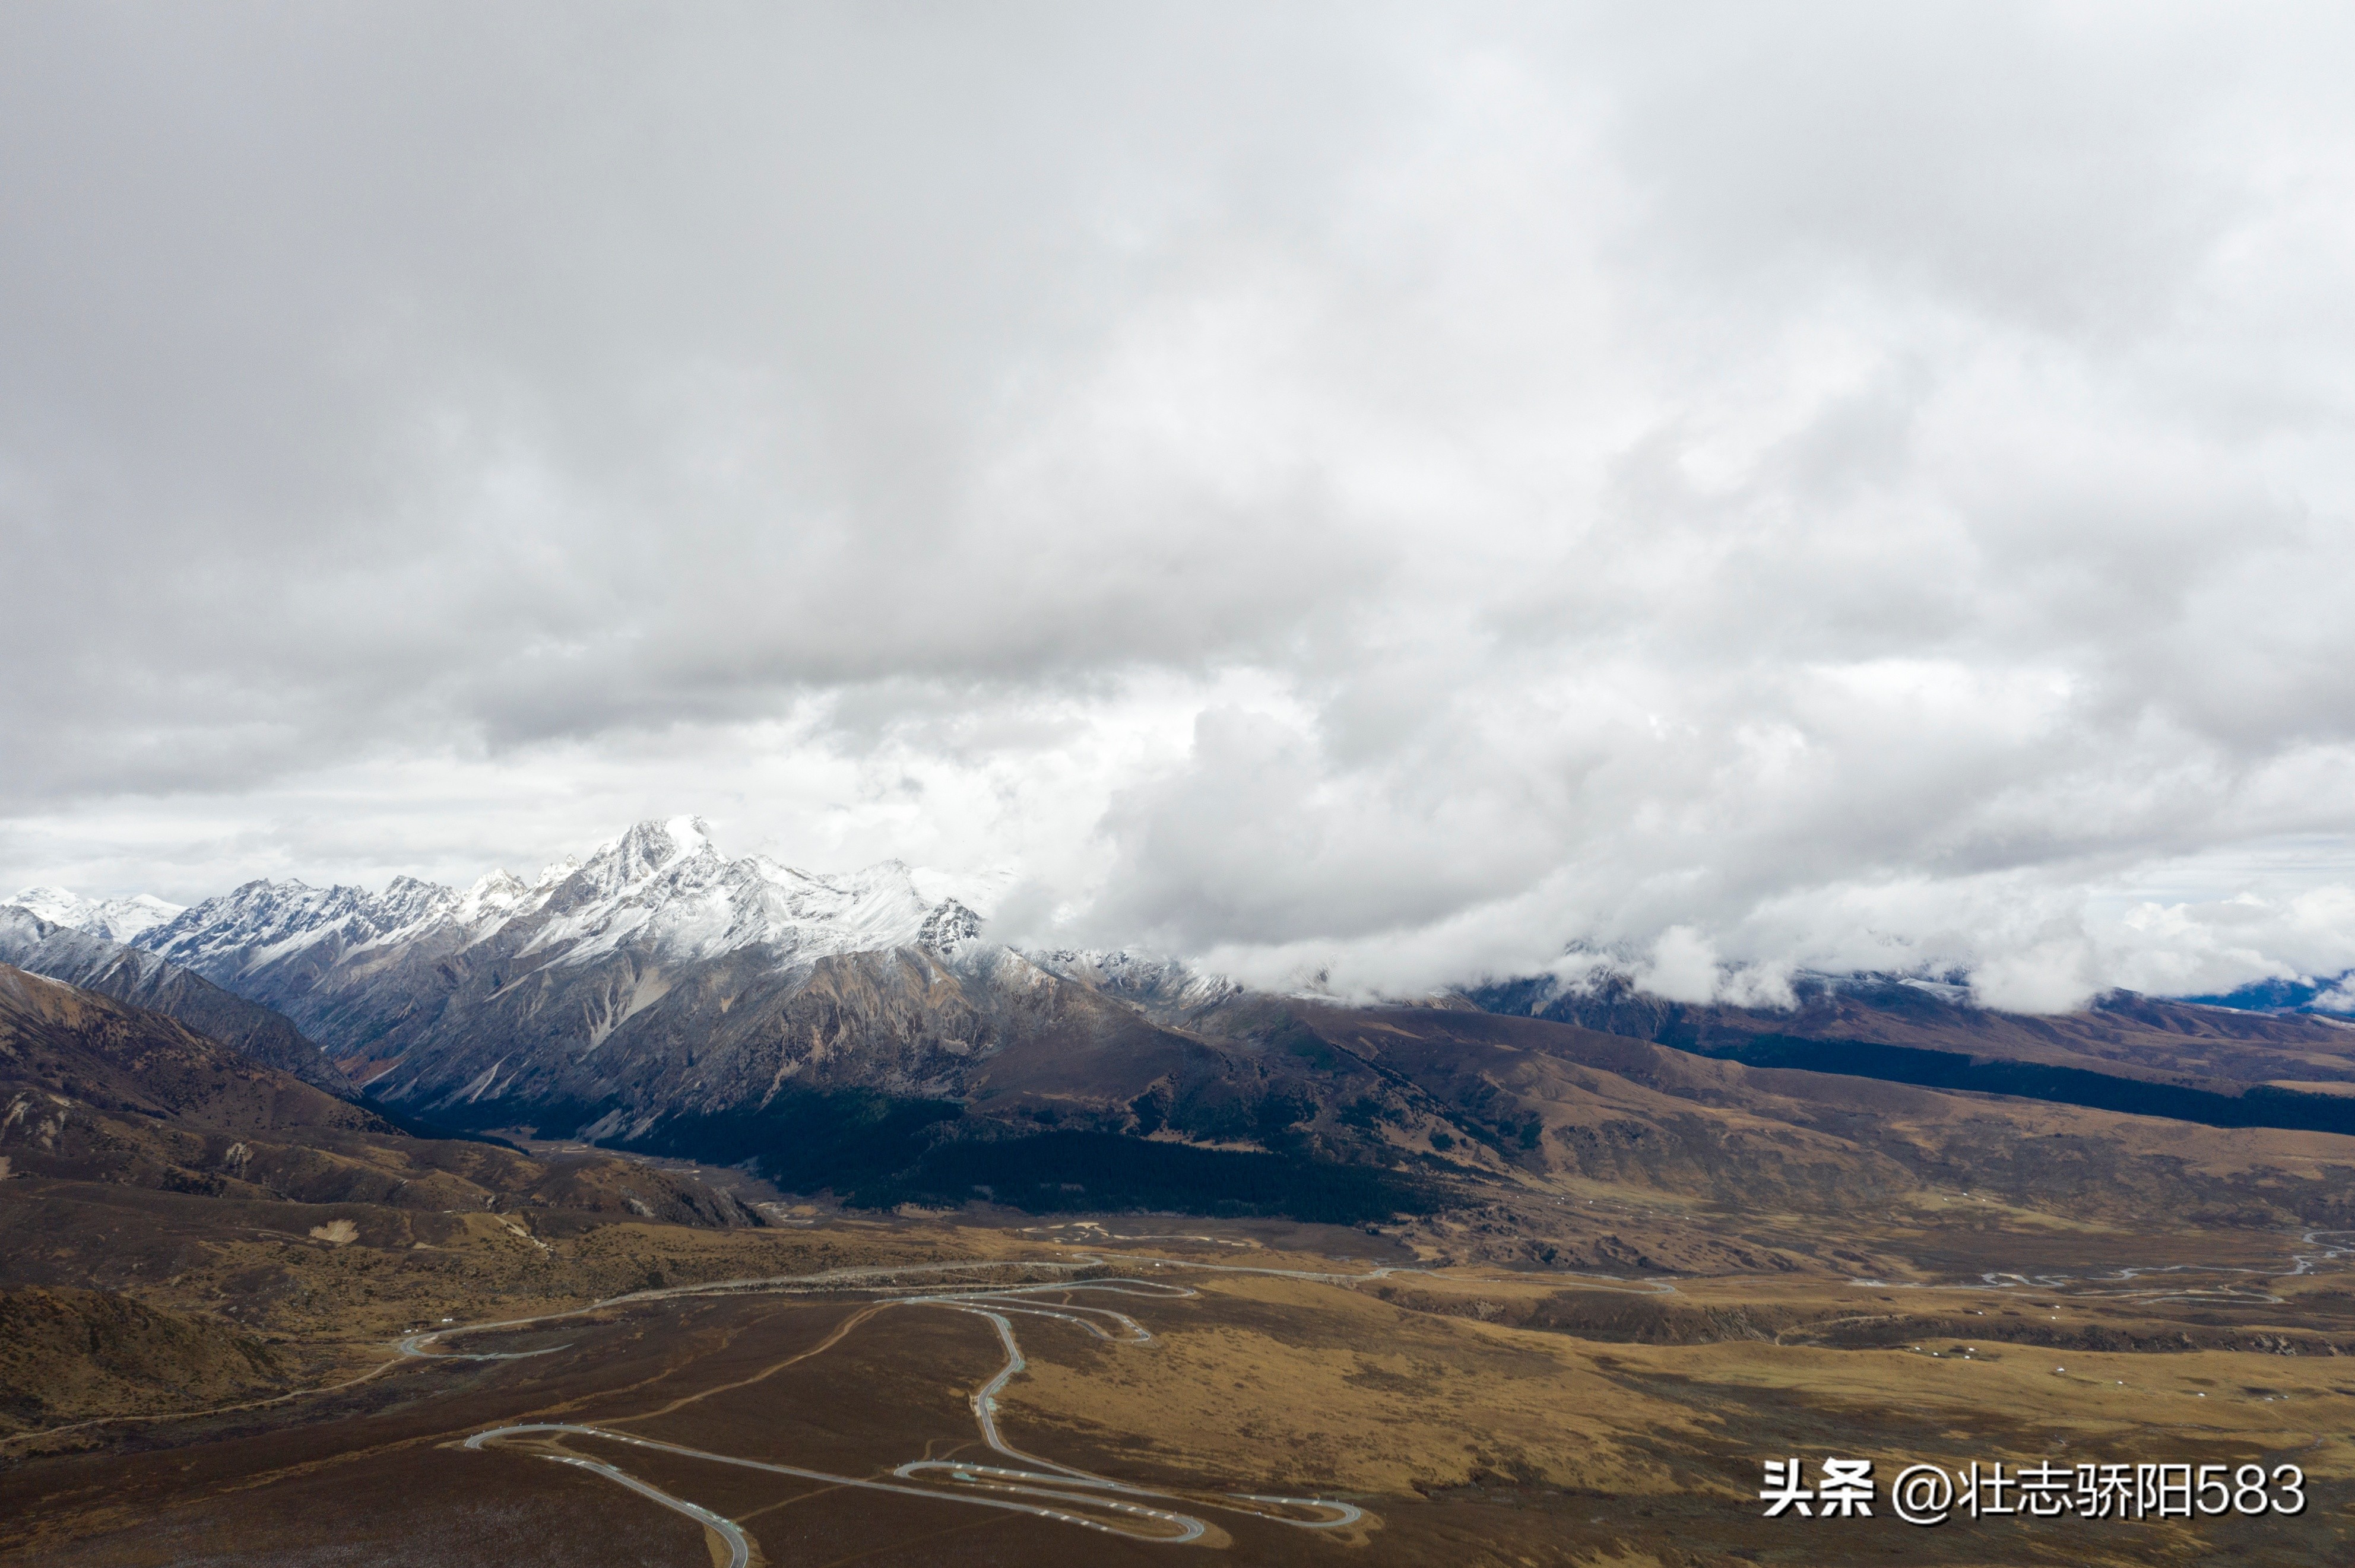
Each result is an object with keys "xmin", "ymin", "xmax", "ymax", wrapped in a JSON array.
[{"xmin": 7, "ymin": 4, "xmax": 2355, "ymax": 1010}]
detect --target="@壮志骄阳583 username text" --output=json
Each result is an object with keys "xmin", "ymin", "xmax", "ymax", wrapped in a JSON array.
[{"xmin": 1758, "ymin": 1457, "xmax": 2306, "ymax": 1525}]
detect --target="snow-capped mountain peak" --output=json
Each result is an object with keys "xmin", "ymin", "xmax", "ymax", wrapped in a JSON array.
[
  {"xmin": 134, "ymin": 817, "xmax": 991, "ymax": 983},
  {"xmin": 573, "ymin": 815, "xmax": 717, "ymax": 896},
  {"xmin": 454, "ymin": 868, "xmax": 534, "ymax": 925},
  {"xmin": 515, "ymin": 828, "xmax": 946, "ymax": 968},
  {"xmin": 2, "ymin": 885, "xmax": 185, "ymax": 942}
]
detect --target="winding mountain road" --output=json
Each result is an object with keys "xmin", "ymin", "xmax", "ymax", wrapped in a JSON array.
[{"xmin": 456, "ymin": 1275, "xmax": 1365, "ymax": 1558}]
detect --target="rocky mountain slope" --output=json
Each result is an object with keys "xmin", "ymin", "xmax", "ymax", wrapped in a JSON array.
[
  {"xmin": 1257, "ymin": 996, "xmax": 2355, "ymax": 1231},
  {"xmin": 0, "ymin": 908, "xmax": 350, "ymax": 1093},
  {"xmin": 0, "ymin": 964, "xmax": 787, "ymax": 1445},
  {"xmin": 0, "ymin": 964, "xmax": 759, "ymax": 1228},
  {"xmin": 0, "ymin": 1285, "xmax": 285, "ymax": 1437}
]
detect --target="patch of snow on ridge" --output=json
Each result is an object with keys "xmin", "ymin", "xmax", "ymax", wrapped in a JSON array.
[
  {"xmin": 920, "ymin": 899, "xmax": 984, "ymax": 953},
  {"xmin": 455, "ymin": 869, "xmax": 533, "ymax": 924},
  {"xmin": 449, "ymin": 855, "xmax": 584, "ymax": 939},
  {"xmin": 4, "ymin": 888, "xmax": 84, "ymax": 926},
  {"xmin": 0, "ymin": 905, "xmax": 169, "ymax": 989},
  {"xmin": 1029, "ymin": 947, "xmax": 1240, "ymax": 1010},
  {"xmin": 4, "ymin": 887, "xmax": 184, "ymax": 942}
]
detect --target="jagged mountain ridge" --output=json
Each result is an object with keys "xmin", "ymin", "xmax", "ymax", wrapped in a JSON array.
[
  {"xmin": 0, "ymin": 908, "xmax": 351, "ymax": 1094},
  {"xmin": 137, "ymin": 817, "xmax": 994, "ymax": 997},
  {"xmin": 121, "ymin": 817, "xmax": 1166, "ymax": 1132}
]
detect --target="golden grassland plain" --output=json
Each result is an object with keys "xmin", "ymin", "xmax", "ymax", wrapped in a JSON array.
[{"xmin": 4, "ymin": 1192, "xmax": 2353, "ymax": 1567}]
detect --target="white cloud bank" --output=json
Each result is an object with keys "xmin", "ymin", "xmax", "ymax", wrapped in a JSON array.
[{"xmin": 5, "ymin": 4, "xmax": 2355, "ymax": 1010}]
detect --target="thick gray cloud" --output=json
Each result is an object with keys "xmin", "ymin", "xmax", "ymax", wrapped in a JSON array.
[{"xmin": 6, "ymin": 4, "xmax": 2355, "ymax": 1008}]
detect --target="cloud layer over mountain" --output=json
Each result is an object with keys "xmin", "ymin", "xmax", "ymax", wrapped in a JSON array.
[{"xmin": 7, "ymin": 4, "xmax": 2355, "ymax": 1008}]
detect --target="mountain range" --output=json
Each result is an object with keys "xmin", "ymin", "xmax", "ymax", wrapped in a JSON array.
[
  {"xmin": 9, "ymin": 815, "xmax": 2355, "ymax": 1226},
  {"xmin": 115, "ymin": 817, "xmax": 1148, "ymax": 1125}
]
